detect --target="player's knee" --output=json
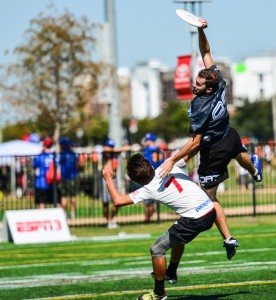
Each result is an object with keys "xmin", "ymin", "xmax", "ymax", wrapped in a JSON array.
[
  {"xmin": 150, "ymin": 233, "xmax": 170, "ymax": 257},
  {"xmin": 150, "ymin": 244, "xmax": 166, "ymax": 257}
]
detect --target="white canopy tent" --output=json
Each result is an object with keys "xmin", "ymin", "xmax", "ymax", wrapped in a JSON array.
[
  {"xmin": 0, "ymin": 140, "xmax": 43, "ymax": 197},
  {"xmin": 0, "ymin": 140, "xmax": 42, "ymax": 156}
]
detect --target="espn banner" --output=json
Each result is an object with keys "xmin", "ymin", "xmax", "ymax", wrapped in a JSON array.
[
  {"xmin": 0, "ymin": 208, "xmax": 72, "ymax": 244},
  {"xmin": 174, "ymin": 55, "xmax": 193, "ymax": 100}
]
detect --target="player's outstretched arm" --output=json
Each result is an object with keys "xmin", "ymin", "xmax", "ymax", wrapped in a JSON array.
[
  {"xmin": 102, "ymin": 165, "xmax": 133, "ymax": 207},
  {"xmin": 198, "ymin": 18, "xmax": 214, "ymax": 69},
  {"xmin": 159, "ymin": 135, "xmax": 201, "ymax": 177}
]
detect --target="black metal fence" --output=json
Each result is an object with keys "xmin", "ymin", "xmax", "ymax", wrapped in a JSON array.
[{"xmin": 0, "ymin": 143, "xmax": 275, "ymax": 227}]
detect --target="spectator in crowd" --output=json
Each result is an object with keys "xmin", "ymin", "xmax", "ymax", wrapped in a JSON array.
[
  {"xmin": 60, "ymin": 137, "xmax": 79, "ymax": 219},
  {"xmin": 102, "ymin": 153, "xmax": 216, "ymax": 300},
  {"xmin": 142, "ymin": 133, "xmax": 165, "ymax": 223},
  {"xmin": 99, "ymin": 138, "xmax": 119, "ymax": 229},
  {"xmin": 235, "ymin": 161, "xmax": 249, "ymax": 191},
  {"xmin": 32, "ymin": 137, "xmax": 61, "ymax": 209},
  {"xmin": 0, "ymin": 166, "xmax": 10, "ymax": 197},
  {"xmin": 264, "ymin": 144, "xmax": 273, "ymax": 171}
]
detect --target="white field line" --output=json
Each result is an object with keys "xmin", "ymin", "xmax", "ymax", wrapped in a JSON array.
[
  {"xmin": 0, "ymin": 260, "xmax": 275, "ymax": 289},
  {"xmin": 0, "ymin": 264, "xmax": 274, "ymax": 289},
  {"xmin": 76, "ymin": 233, "xmax": 151, "ymax": 242},
  {"xmin": 24, "ymin": 279, "xmax": 276, "ymax": 300},
  {"xmin": 0, "ymin": 247, "xmax": 274, "ymax": 270}
]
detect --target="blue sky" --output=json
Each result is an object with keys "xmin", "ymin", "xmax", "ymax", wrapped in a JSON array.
[{"xmin": 1, "ymin": 0, "xmax": 276, "ymax": 70}]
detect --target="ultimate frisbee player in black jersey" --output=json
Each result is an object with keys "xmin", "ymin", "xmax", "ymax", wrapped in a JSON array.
[{"xmin": 160, "ymin": 18, "xmax": 262, "ymax": 268}]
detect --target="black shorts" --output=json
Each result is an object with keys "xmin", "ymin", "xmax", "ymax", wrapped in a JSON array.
[
  {"xmin": 198, "ymin": 127, "xmax": 245, "ymax": 189},
  {"xmin": 35, "ymin": 187, "xmax": 61, "ymax": 205},
  {"xmin": 61, "ymin": 179, "xmax": 77, "ymax": 197},
  {"xmin": 168, "ymin": 208, "xmax": 216, "ymax": 244}
]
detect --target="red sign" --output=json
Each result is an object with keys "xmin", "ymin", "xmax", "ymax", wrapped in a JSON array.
[{"xmin": 174, "ymin": 55, "xmax": 193, "ymax": 100}]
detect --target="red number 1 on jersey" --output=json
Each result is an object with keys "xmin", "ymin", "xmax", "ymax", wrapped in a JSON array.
[{"xmin": 164, "ymin": 176, "xmax": 183, "ymax": 193}]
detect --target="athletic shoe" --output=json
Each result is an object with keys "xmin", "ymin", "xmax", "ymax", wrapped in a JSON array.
[
  {"xmin": 137, "ymin": 291, "xmax": 167, "ymax": 300},
  {"xmin": 165, "ymin": 272, "xmax": 177, "ymax": 284},
  {"xmin": 151, "ymin": 272, "xmax": 177, "ymax": 284},
  {"xmin": 223, "ymin": 238, "xmax": 239, "ymax": 260},
  {"xmin": 107, "ymin": 221, "xmax": 119, "ymax": 229},
  {"xmin": 251, "ymin": 154, "xmax": 263, "ymax": 182}
]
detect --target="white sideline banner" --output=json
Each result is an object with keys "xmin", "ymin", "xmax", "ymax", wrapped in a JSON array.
[{"xmin": 1, "ymin": 208, "xmax": 72, "ymax": 244}]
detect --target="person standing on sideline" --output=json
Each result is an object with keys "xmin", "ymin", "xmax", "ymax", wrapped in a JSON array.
[
  {"xmin": 103, "ymin": 153, "xmax": 216, "ymax": 300},
  {"xmin": 99, "ymin": 138, "xmax": 119, "ymax": 229},
  {"xmin": 60, "ymin": 137, "xmax": 79, "ymax": 219},
  {"xmin": 160, "ymin": 18, "xmax": 262, "ymax": 263},
  {"xmin": 32, "ymin": 137, "xmax": 61, "ymax": 208},
  {"xmin": 142, "ymin": 133, "xmax": 165, "ymax": 223},
  {"xmin": 235, "ymin": 161, "xmax": 249, "ymax": 191}
]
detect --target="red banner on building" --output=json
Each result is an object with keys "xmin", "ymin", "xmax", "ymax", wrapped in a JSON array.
[{"xmin": 174, "ymin": 55, "xmax": 193, "ymax": 100}]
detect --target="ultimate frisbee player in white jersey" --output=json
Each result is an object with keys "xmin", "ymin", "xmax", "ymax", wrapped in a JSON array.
[{"xmin": 103, "ymin": 153, "xmax": 216, "ymax": 300}]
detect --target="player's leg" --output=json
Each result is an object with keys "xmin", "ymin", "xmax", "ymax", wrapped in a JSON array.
[
  {"xmin": 235, "ymin": 152, "xmax": 262, "ymax": 182},
  {"xmin": 102, "ymin": 203, "xmax": 109, "ymax": 221},
  {"xmin": 138, "ymin": 232, "xmax": 171, "ymax": 300},
  {"xmin": 143, "ymin": 200, "xmax": 155, "ymax": 223},
  {"xmin": 198, "ymin": 128, "xmax": 243, "ymax": 259},
  {"xmin": 70, "ymin": 196, "xmax": 76, "ymax": 219},
  {"xmin": 201, "ymin": 185, "xmax": 230, "ymax": 238},
  {"xmin": 148, "ymin": 202, "xmax": 156, "ymax": 221},
  {"xmin": 165, "ymin": 244, "xmax": 185, "ymax": 284},
  {"xmin": 61, "ymin": 196, "xmax": 67, "ymax": 213},
  {"xmin": 109, "ymin": 204, "xmax": 119, "ymax": 228},
  {"xmin": 202, "ymin": 185, "xmax": 238, "ymax": 260},
  {"xmin": 68, "ymin": 179, "xmax": 77, "ymax": 219},
  {"xmin": 108, "ymin": 178, "xmax": 119, "ymax": 228},
  {"xmin": 144, "ymin": 202, "xmax": 151, "ymax": 223}
]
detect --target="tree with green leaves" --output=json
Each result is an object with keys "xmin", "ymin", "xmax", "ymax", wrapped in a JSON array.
[
  {"xmin": 230, "ymin": 99, "xmax": 273, "ymax": 142},
  {"xmin": 123, "ymin": 101, "xmax": 191, "ymax": 144},
  {"xmin": 1, "ymin": 7, "xmax": 101, "ymax": 150}
]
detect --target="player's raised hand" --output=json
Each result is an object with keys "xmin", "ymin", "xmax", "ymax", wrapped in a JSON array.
[
  {"xmin": 102, "ymin": 164, "xmax": 114, "ymax": 181},
  {"xmin": 198, "ymin": 18, "xmax": 208, "ymax": 28},
  {"xmin": 159, "ymin": 158, "xmax": 174, "ymax": 178}
]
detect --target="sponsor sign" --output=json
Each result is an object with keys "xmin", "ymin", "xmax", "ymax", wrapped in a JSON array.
[
  {"xmin": 1, "ymin": 208, "xmax": 72, "ymax": 244},
  {"xmin": 174, "ymin": 55, "xmax": 193, "ymax": 100}
]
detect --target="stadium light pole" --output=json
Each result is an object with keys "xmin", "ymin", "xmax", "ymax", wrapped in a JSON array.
[
  {"xmin": 173, "ymin": 0, "xmax": 211, "ymax": 81},
  {"xmin": 104, "ymin": 0, "xmax": 123, "ymax": 148},
  {"xmin": 104, "ymin": 0, "xmax": 125, "ymax": 192}
]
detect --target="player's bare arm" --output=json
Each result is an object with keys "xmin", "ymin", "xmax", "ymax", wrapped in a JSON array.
[
  {"xmin": 102, "ymin": 165, "xmax": 133, "ymax": 207},
  {"xmin": 198, "ymin": 18, "xmax": 214, "ymax": 69},
  {"xmin": 159, "ymin": 134, "xmax": 201, "ymax": 177}
]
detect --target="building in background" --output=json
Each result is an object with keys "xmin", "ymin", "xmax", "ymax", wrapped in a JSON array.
[
  {"xmin": 232, "ymin": 53, "xmax": 276, "ymax": 105},
  {"xmin": 117, "ymin": 68, "xmax": 132, "ymax": 119},
  {"xmin": 131, "ymin": 60, "xmax": 168, "ymax": 120},
  {"xmin": 160, "ymin": 70, "xmax": 178, "ymax": 108},
  {"xmin": 216, "ymin": 59, "xmax": 233, "ymax": 106}
]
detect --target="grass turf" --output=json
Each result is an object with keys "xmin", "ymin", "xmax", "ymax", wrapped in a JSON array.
[{"xmin": 0, "ymin": 216, "xmax": 275, "ymax": 300}]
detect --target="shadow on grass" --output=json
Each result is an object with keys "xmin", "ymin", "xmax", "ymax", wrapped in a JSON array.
[{"xmin": 169, "ymin": 291, "xmax": 250, "ymax": 299}]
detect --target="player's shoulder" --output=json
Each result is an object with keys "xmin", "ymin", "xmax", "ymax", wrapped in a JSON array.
[{"xmin": 171, "ymin": 165, "xmax": 189, "ymax": 177}]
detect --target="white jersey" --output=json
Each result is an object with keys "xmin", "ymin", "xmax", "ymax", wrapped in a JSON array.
[{"xmin": 129, "ymin": 165, "xmax": 214, "ymax": 219}]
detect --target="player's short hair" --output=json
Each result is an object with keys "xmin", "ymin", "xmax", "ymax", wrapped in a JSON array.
[
  {"xmin": 127, "ymin": 153, "xmax": 155, "ymax": 185},
  {"xmin": 198, "ymin": 69, "xmax": 220, "ymax": 92}
]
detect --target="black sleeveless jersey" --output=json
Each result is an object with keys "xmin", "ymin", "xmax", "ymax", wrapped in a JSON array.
[{"xmin": 188, "ymin": 65, "xmax": 229, "ymax": 144}]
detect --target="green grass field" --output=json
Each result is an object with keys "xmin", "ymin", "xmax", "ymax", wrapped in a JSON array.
[{"xmin": 0, "ymin": 216, "xmax": 275, "ymax": 300}]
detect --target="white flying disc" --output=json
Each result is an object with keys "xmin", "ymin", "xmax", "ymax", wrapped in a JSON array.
[{"xmin": 176, "ymin": 9, "xmax": 202, "ymax": 28}]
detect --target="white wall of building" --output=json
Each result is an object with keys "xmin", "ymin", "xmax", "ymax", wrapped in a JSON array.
[
  {"xmin": 232, "ymin": 54, "xmax": 276, "ymax": 104},
  {"xmin": 131, "ymin": 60, "xmax": 168, "ymax": 120}
]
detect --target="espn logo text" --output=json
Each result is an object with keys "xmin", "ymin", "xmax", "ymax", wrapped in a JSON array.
[{"xmin": 16, "ymin": 220, "xmax": 62, "ymax": 232}]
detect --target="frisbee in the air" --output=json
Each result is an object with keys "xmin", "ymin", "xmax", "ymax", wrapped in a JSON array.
[{"xmin": 176, "ymin": 9, "xmax": 202, "ymax": 27}]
